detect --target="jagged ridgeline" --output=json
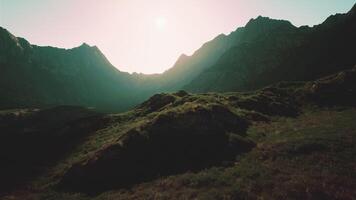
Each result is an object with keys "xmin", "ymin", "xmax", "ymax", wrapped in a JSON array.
[
  {"xmin": 184, "ymin": 9, "xmax": 356, "ymax": 92},
  {"xmin": 0, "ymin": 5, "xmax": 355, "ymax": 112},
  {"xmin": 0, "ymin": 4, "xmax": 356, "ymax": 200},
  {"xmin": 0, "ymin": 30, "xmax": 153, "ymax": 112}
]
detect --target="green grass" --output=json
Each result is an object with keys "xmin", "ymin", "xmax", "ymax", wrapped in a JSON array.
[
  {"xmin": 2, "ymin": 88, "xmax": 356, "ymax": 199},
  {"xmin": 86, "ymin": 107, "xmax": 356, "ymax": 200}
]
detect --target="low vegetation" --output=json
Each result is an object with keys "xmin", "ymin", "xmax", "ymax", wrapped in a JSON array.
[{"xmin": 1, "ymin": 66, "xmax": 355, "ymax": 199}]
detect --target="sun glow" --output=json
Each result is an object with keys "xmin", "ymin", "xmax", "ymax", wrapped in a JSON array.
[
  {"xmin": 3, "ymin": 0, "xmax": 354, "ymax": 74},
  {"xmin": 155, "ymin": 17, "xmax": 167, "ymax": 30}
]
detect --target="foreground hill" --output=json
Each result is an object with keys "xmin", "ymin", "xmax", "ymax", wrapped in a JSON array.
[
  {"xmin": 0, "ymin": 106, "xmax": 108, "ymax": 192},
  {"xmin": 1, "ymin": 65, "xmax": 355, "ymax": 199}
]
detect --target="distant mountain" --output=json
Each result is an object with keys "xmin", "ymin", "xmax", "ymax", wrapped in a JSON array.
[
  {"xmin": 183, "ymin": 5, "xmax": 356, "ymax": 92},
  {"xmin": 156, "ymin": 31, "xmax": 243, "ymax": 91},
  {"xmin": 1, "ymin": 4, "xmax": 356, "ymax": 198},
  {"xmin": 0, "ymin": 28, "xmax": 152, "ymax": 112},
  {"xmin": 0, "ymin": 4, "xmax": 355, "ymax": 112}
]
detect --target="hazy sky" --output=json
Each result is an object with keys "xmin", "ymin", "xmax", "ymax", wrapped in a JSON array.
[{"xmin": 0, "ymin": 0, "xmax": 354, "ymax": 74}]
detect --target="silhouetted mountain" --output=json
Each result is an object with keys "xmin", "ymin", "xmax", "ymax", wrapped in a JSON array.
[
  {"xmin": 183, "ymin": 6, "xmax": 356, "ymax": 92},
  {"xmin": 0, "ymin": 28, "xmax": 153, "ymax": 112},
  {"xmin": 155, "ymin": 32, "xmax": 243, "ymax": 91},
  {"xmin": 0, "ymin": 5, "xmax": 355, "ymax": 112},
  {"xmin": 1, "ymin": 4, "xmax": 356, "ymax": 200}
]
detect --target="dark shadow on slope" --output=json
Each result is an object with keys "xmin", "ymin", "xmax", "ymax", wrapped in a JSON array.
[
  {"xmin": 228, "ymin": 86, "xmax": 300, "ymax": 117},
  {"xmin": 0, "ymin": 106, "xmax": 108, "ymax": 194},
  {"xmin": 303, "ymin": 65, "xmax": 356, "ymax": 106},
  {"xmin": 56, "ymin": 65, "xmax": 356, "ymax": 195},
  {"xmin": 58, "ymin": 104, "xmax": 255, "ymax": 194}
]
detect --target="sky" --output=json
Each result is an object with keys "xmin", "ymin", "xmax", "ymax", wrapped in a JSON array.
[{"xmin": 0, "ymin": 0, "xmax": 355, "ymax": 74}]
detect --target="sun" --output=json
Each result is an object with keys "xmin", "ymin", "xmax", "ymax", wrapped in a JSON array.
[{"xmin": 155, "ymin": 17, "xmax": 167, "ymax": 30}]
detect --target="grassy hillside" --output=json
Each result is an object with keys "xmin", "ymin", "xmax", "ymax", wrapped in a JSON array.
[
  {"xmin": 0, "ymin": 106, "xmax": 108, "ymax": 193},
  {"xmin": 1, "ymin": 66, "xmax": 355, "ymax": 199},
  {"xmin": 93, "ymin": 107, "xmax": 356, "ymax": 200}
]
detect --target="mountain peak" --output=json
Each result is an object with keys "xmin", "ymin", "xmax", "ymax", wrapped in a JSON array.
[
  {"xmin": 0, "ymin": 26, "xmax": 8, "ymax": 34},
  {"xmin": 321, "ymin": 4, "xmax": 355, "ymax": 28},
  {"xmin": 178, "ymin": 53, "xmax": 189, "ymax": 60},
  {"xmin": 246, "ymin": 15, "xmax": 294, "ymax": 29},
  {"xmin": 73, "ymin": 43, "xmax": 101, "ymax": 53},
  {"xmin": 345, "ymin": 3, "xmax": 356, "ymax": 18},
  {"xmin": 76, "ymin": 43, "xmax": 101, "ymax": 53},
  {"xmin": 243, "ymin": 15, "xmax": 295, "ymax": 37},
  {"xmin": 0, "ymin": 27, "xmax": 18, "ymax": 43},
  {"xmin": 0, "ymin": 26, "xmax": 31, "ymax": 53},
  {"xmin": 350, "ymin": 3, "xmax": 356, "ymax": 14},
  {"xmin": 215, "ymin": 33, "xmax": 227, "ymax": 40},
  {"xmin": 173, "ymin": 53, "xmax": 190, "ymax": 67},
  {"xmin": 246, "ymin": 16, "xmax": 270, "ymax": 24},
  {"xmin": 79, "ymin": 42, "xmax": 91, "ymax": 48}
]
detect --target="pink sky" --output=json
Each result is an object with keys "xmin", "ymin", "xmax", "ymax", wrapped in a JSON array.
[{"xmin": 0, "ymin": 0, "xmax": 354, "ymax": 74}]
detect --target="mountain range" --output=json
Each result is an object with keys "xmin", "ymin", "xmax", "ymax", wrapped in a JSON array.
[
  {"xmin": 0, "ymin": 4, "xmax": 356, "ymax": 200},
  {"xmin": 1, "ymin": 5, "xmax": 355, "ymax": 112}
]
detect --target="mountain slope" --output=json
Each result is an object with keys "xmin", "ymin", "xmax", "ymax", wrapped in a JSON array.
[
  {"xmin": 1, "ymin": 5, "xmax": 355, "ymax": 112},
  {"xmin": 0, "ymin": 5, "xmax": 355, "ymax": 200},
  {"xmin": 96, "ymin": 107, "xmax": 356, "ymax": 200},
  {"xmin": 156, "ymin": 30, "xmax": 244, "ymax": 91},
  {"xmin": 184, "ymin": 6, "xmax": 356, "ymax": 92},
  {"xmin": 0, "ymin": 26, "xmax": 240, "ymax": 111},
  {"xmin": 0, "ymin": 28, "xmax": 152, "ymax": 112},
  {"xmin": 0, "ymin": 106, "xmax": 107, "ymax": 193}
]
